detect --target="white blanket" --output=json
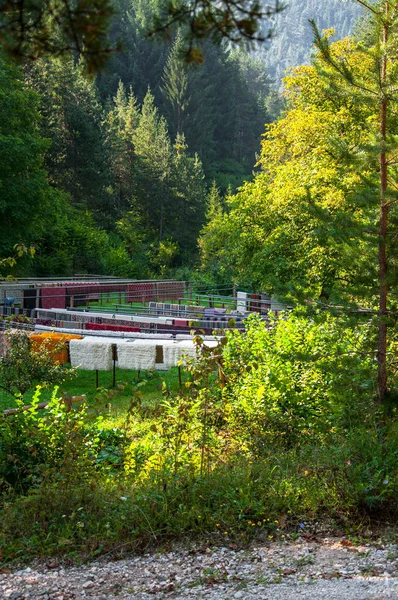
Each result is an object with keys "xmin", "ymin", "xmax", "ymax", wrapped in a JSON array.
[
  {"xmin": 177, "ymin": 341, "xmax": 197, "ymax": 364},
  {"xmin": 161, "ymin": 341, "xmax": 182, "ymax": 369},
  {"xmin": 69, "ymin": 339, "xmax": 113, "ymax": 371},
  {"xmin": 117, "ymin": 340, "xmax": 156, "ymax": 370}
]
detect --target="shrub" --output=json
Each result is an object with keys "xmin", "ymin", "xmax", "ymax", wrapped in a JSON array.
[
  {"xmin": 0, "ymin": 387, "xmax": 94, "ymax": 492},
  {"xmin": 222, "ymin": 312, "xmax": 376, "ymax": 452},
  {"xmin": 0, "ymin": 330, "xmax": 78, "ymax": 396}
]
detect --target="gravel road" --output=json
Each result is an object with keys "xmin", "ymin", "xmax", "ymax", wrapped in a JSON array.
[{"xmin": 2, "ymin": 535, "xmax": 398, "ymax": 599}]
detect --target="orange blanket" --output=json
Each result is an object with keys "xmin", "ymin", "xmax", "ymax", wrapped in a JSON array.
[{"xmin": 30, "ymin": 332, "xmax": 83, "ymax": 364}]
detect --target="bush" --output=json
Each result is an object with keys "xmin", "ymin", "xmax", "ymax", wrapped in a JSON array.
[
  {"xmin": 0, "ymin": 387, "xmax": 95, "ymax": 492},
  {"xmin": 222, "ymin": 312, "xmax": 376, "ymax": 451},
  {"xmin": 0, "ymin": 330, "xmax": 78, "ymax": 396}
]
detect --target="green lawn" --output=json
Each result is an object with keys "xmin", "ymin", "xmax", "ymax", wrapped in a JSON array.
[
  {"xmin": 74, "ymin": 292, "xmax": 236, "ymax": 312},
  {"xmin": 0, "ymin": 366, "xmax": 184, "ymax": 427}
]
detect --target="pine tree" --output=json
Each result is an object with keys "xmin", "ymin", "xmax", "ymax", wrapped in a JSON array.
[
  {"xmin": 169, "ymin": 133, "xmax": 207, "ymax": 262},
  {"xmin": 97, "ymin": 0, "xmax": 168, "ymax": 102},
  {"xmin": 161, "ymin": 30, "xmax": 190, "ymax": 137},
  {"xmin": 104, "ymin": 80, "xmax": 139, "ymax": 216},
  {"xmin": 206, "ymin": 180, "xmax": 224, "ymax": 221},
  {"xmin": 132, "ymin": 88, "xmax": 173, "ymax": 239},
  {"xmin": 199, "ymin": 182, "xmax": 231, "ymax": 281},
  {"xmin": 27, "ymin": 55, "xmax": 113, "ymax": 226}
]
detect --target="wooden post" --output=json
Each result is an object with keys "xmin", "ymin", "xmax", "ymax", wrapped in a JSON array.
[
  {"xmin": 233, "ymin": 283, "xmax": 237, "ymax": 310},
  {"xmin": 112, "ymin": 344, "xmax": 117, "ymax": 387},
  {"xmin": 178, "ymin": 365, "xmax": 182, "ymax": 390}
]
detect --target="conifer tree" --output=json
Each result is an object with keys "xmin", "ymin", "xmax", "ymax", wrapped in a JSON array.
[
  {"xmin": 161, "ymin": 30, "xmax": 190, "ymax": 137},
  {"xmin": 199, "ymin": 182, "xmax": 231, "ymax": 281},
  {"xmin": 105, "ymin": 81, "xmax": 139, "ymax": 216},
  {"xmin": 132, "ymin": 88, "xmax": 173, "ymax": 239},
  {"xmin": 27, "ymin": 55, "xmax": 112, "ymax": 226},
  {"xmin": 169, "ymin": 133, "xmax": 207, "ymax": 261},
  {"xmin": 205, "ymin": 180, "xmax": 224, "ymax": 221}
]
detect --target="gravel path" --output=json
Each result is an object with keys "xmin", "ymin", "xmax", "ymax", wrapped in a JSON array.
[{"xmin": 2, "ymin": 536, "xmax": 398, "ymax": 599}]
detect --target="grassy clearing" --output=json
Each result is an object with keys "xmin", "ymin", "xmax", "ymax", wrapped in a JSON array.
[{"xmin": 0, "ymin": 366, "xmax": 184, "ymax": 425}]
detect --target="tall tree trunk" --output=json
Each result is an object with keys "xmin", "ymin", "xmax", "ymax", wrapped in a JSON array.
[{"xmin": 377, "ymin": 16, "xmax": 389, "ymax": 403}]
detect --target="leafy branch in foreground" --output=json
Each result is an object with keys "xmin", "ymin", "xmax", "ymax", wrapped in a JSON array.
[
  {"xmin": 0, "ymin": 0, "xmax": 118, "ymax": 72},
  {"xmin": 0, "ymin": 244, "xmax": 36, "ymax": 281},
  {"xmin": 148, "ymin": 0, "xmax": 285, "ymax": 62},
  {"xmin": 0, "ymin": 0, "xmax": 285, "ymax": 68}
]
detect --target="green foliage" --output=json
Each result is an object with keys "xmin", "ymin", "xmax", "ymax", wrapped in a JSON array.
[
  {"xmin": 259, "ymin": 0, "xmax": 361, "ymax": 85},
  {"xmin": 0, "ymin": 0, "xmax": 116, "ymax": 71},
  {"xmin": 149, "ymin": 0, "xmax": 274, "ymax": 63},
  {"xmin": 144, "ymin": 335, "xmax": 226, "ymax": 479},
  {"xmin": 0, "ymin": 56, "xmax": 61, "ymax": 258},
  {"xmin": 99, "ymin": 2, "xmax": 275, "ymax": 185},
  {"xmin": 0, "ymin": 387, "xmax": 93, "ymax": 492},
  {"xmin": 4, "ymin": 0, "xmax": 398, "ymax": 564},
  {"xmin": 150, "ymin": 239, "xmax": 180, "ymax": 277},
  {"xmin": 0, "ymin": 54, "xmax": 139, "ymax": 278},
  {"xmin": 0, "ymin": 0, "xmax": 282, "ymax": 277},
  {"xmin": 1, "ymin": 327, "xmax": 398, "ymax": 561},
  {"xmin": 0, "ymin": 244, "xmax": 36, "ymax": 280},
  {"xmin": 222, "ymin": 312, "xmax": 376, "ymax": 451},
  {"xmin": 199, "ymin": 182, "xmax": 232, "ymax": 282},
  {"xmin": 27, "ymin": 55, "xmax": 114, "ymax": 227},
  {"xmin": 33, "ymin": 203, "xmax": 134, "ymax": 277},
  {"xmin": 161, "ymin": 30, "xmax": 189, "ymax": 136},
  {"xmin": 104, "ymin": 81, "xmax": 140, "ymax": 219},
  {"xmin": 199, "ymin": 35, "xmax": 398, "ymax": 305},
  {"xmin": 108, "ymin": 87, "xmax": 207, "ymax": 269},
  {"xmin": 3, "ymin": 419, "xmax": 398, "ymax": 561}
]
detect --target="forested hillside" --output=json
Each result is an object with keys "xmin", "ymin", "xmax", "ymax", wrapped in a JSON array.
[{"xmin": 261, "ymin": 0, "xmax": 362, "ymax": 84}]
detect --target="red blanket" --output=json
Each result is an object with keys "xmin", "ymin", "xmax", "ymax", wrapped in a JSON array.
[{"xmin": 85, "ymin": 323, "xmax": 140, "ymax": 333}]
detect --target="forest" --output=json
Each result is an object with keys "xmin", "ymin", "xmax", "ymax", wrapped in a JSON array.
[
  {"xmin": 0, "ymin": 0, "xmax": 280, "ymax": 280},
  {"xmin": 2, "ymin": 0, "xmax": 398, "ymax": 575}
]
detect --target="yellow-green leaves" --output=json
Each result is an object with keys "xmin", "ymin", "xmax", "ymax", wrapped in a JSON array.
[{"xmin": 200, "ymin": 36, "xmax": 380, "ymax": 305}]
